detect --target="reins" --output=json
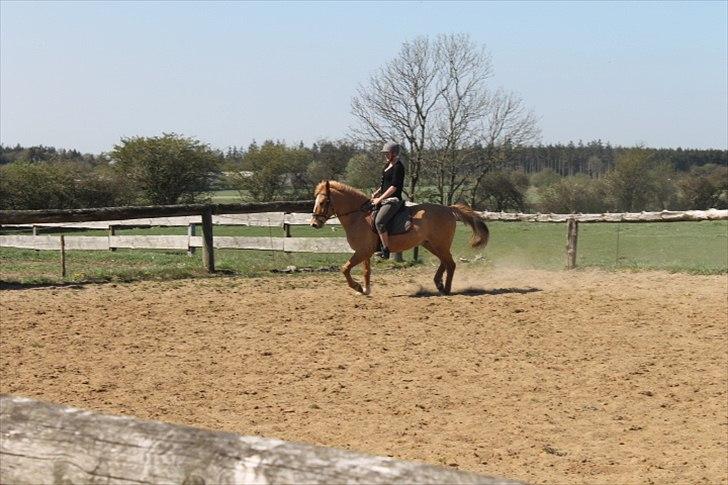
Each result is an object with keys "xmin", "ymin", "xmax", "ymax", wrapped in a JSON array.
[{"xmin": 313, "ymin": 180, "xmax": 372, "ymax": 221}]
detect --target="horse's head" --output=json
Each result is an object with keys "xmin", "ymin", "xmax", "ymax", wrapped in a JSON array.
[{"xmin": 310, "ymin": 180, "xmax": 333, "ymax": 229}]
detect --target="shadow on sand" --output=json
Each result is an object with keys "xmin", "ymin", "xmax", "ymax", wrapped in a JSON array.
[
  {"xmin": 402, "ymin": 286, "xmax": 541, "ymax": 298},
  {"xmin": 0, "ymin": 281, "xmax": 88, "ymax": 291}
]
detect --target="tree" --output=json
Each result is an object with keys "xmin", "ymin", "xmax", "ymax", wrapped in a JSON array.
[
  {"xmin": 472, "ymin": 171, "xmax": 526, "ymax": 212},
  {"xmin": 606, "ymin": 148, "xmax": 658, "ymax": 211},
  {"xmin": 307, "ymin": 140, "xmax": 358, "ymax": 186},
  {"xmin": 351, "ymin": 33, "xmax": 539, "ymax": 204},
  {"xmin": 110, "ymin": 134, "xmax": 220, "ymax": 205},
  {"xmin": 233, "ymin": 140, "xmax": 311, "ymax": 201},
  {"xmin": 678, "ymin": 164, "xmax": 728, "ymax": 209},
  {"xmin": 351, "ymin": 35, "xmax": 444, "ymax": 201},
  {"xmin": 345, "ymin": 153, "xmax": 381, "ymax": 191},
  {"xmin": 538, "ymin": 175, "xmax": 611, "ymax": 213},
  {"xmin": 427, "ymin": 34, "xmax": 492, "ymax": 205},
  {"xmin": 0, "ymin": 161, "xmax": 132, "ymax": 209},
  {"xmin": 467, "ymin": 90, "xmax": 540, "ymax": 206}
]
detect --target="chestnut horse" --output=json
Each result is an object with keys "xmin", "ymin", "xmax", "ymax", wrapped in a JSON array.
[{"xmin": 310, "ymin": 180, "xmax": 489, "ymax": 295}]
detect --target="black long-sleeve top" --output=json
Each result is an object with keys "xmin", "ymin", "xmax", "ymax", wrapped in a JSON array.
[{"xmin": 379, "ymin": 160, "xmax": 405, "ymax": 200}]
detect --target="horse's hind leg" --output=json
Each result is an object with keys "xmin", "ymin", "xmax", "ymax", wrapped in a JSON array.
[
  {"xmin": 443, "ymin": 252, "xmax": 456, "ymax": 294},
  {"xmin": 422, "ymin": 242, "xmax": 451, "ymax": 294},
  {"xmin": 433, "ymin": 262, "xmax": 446, "ymax": 293}
]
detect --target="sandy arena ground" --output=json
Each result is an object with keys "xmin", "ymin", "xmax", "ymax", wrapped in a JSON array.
[{"xmin": 1, "ymin": 266, "xmax": 726, "ymax": 484}]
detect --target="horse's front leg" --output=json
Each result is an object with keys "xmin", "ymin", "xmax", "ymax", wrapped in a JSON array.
[
  {"xmin": 341, "ymin": 251, "xmax": 368, "ymax": 294},
  {"xmin": 362, "ymin": 257, "xmax": 371, "ymax": 295}
]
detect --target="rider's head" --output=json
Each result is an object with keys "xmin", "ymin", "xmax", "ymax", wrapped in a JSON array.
[{"xmin": 381, "ymin": 141, "xmax": 400, "ymax": 162}]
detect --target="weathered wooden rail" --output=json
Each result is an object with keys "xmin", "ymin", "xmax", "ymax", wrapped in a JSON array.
[
  {"xmin": 1, "ymin": 205, "xmax": 726, "ymax": 271},
  {"xmin": 479, "ymin": 208, "xmax": 728, "ymax": 223},
  {"xmin": 0, "ymin": 234, "xmax": 352, "ymax": 253},
  {"xmin": 0, "ymin": 201, "xmax": 314, "ymax": 225},
  {"xmin": 0, "ymin": 202, "xmax": 317, "ymax": 272},
  {"xmin": 0, "ymin": 395, "xmax": 522, "ymax": 485}
]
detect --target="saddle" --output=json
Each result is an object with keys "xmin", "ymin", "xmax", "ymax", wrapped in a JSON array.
[{"xmin": 367, "ymin": 202, "xmax": 413, "ymax": 236}]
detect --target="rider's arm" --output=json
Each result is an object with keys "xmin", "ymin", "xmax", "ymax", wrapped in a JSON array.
[{"xmin": 373, "ymin": 185, "xmax": 396, "ymax": 205}]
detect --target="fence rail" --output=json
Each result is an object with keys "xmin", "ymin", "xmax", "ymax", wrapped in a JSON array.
[
  {"xmin": 3, "ymin": 212, "xmax": 337, "ymax": 229},
  {"xmin": 0, "ymin": 395, "xmax": 520, "ymax": 485},
  {"xmin": 0, "ymin": 200, "xmax": 314, "ymax": 225},
  {"xmin": 1, "ymin": 204, "xmax": 726, "ymax": 271},
  {"xmin": 480, "ymin": 208, "xmax": 727, "ymax": 223},
  {"xmin": 0, "ymin": 234, "xmax": 353, "ymax": 253}
]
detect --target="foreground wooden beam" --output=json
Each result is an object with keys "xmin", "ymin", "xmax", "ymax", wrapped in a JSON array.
[
  {"xmin": 0, "ymin": 201, "xmax": 315, "ymax": 225},
  {"xmin": 0, "ymin": 395, "xmax": 523, "ymax": 485}
]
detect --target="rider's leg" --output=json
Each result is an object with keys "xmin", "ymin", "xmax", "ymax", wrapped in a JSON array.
[
  {"xmin": 379, "ymin": 231, "xmax": 390, "ymax": 249},
  {"xmin": 378, "ymin": 231, "xmax": 390, "ymax": 258},
  {"xmin": 375, "ymin": 200, "xmax": 398, "ymax": 259}
]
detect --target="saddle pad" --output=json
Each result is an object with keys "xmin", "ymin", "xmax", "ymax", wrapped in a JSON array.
[
  {"xmin": 369, "ymin": 205, "xmax": 413, "ymax": 236},
  {"xmin": 387, "ymin": 206, "xmax": 412, "ymax": 235}
]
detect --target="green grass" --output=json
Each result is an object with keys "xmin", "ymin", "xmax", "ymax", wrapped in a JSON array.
[
  {"xmin": 210, "ymin": 190, "xmax": 245, "ymax": 203},
  {"xmin": 478, "ymin": 220, "xmax": 727, "ymax": 274},
  {"xmin": 1, "ymin": 220, "xmax": 726, "ymax": 286}
]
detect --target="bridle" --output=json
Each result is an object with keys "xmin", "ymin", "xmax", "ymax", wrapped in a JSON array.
[{"xmin": 312, "ymin": 180, "xmax": 373, "ymax": 224}]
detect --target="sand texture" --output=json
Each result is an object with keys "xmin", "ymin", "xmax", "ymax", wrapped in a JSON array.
[{"xmin": 1, "ymin": 267, "xmax": 726, "ymax": 484}]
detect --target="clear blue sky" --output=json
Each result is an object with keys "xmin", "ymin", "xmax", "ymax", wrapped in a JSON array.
[{"xmin": 1, "ymin": 0, "xmax": 726, "ymax": 154}]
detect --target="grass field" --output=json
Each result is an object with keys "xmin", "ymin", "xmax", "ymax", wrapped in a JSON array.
[{"xmin": 1, "ymin": 220, "xmax": 725, "ymax": 286}]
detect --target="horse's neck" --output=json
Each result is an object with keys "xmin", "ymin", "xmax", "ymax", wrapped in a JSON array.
[{"xmin": 332, "ymin": 190, "xmax": 367, "ymax": 227}]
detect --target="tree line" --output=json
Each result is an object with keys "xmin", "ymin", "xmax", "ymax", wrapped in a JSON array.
[{"xmin": 0, "ymin": 136, "xmax": 725, "ymax": 213}]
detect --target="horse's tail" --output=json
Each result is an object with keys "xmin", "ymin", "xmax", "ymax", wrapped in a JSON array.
[{"xmin": 450, "ymin": 203, "xmax": 489, "ymax": 248}]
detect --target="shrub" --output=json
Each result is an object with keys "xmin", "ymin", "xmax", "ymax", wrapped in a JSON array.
[
  {"xmin": 0, "ymin": 161, "xmax": 133, "ymax": 209},
  {"xmin": 537, "ymin": 175, "xmax": 611, "ymax": 213},
  {"xmin": 472, "ymin": 171, "xmax": 527, "ymax": 212},
  {"xmin": 110, "ymin": 133, "xmax": 220, "ymax": 205},
  {"xmin": 678, "ymin": 164, "xmax": 728, "ymax": 209}
]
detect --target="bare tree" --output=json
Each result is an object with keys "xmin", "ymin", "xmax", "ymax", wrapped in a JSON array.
[
  {"xmin": 430, "ymin": 34, "xmax": 492, "ymax": 204},
  {"xmin": 351, "ymin": 36, "xmax": 445, "ymax": 201},
  {"xmin": 469, "ymin": 89, "xmax": 541, "ymax": 206},
  {"xmin": 351, "ymin": 33, "xmax": 539, "ymax": 205}
]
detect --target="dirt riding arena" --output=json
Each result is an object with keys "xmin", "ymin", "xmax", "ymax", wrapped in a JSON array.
[{"xmin": 1, "ymin": 267, "xmax": 726, "ymax": 484}]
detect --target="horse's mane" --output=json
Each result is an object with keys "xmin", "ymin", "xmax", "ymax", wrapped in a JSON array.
[{"xmin": 315, "ymin": 180, "xmax": 369, "ymax": 202}]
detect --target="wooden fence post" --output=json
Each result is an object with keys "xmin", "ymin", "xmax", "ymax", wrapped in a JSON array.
[
  {"xmin": 187, "ymin": 223, "xmax": 196, "ymax": 256},
  {"xmin": 32, "ymin": 225, "xmax": 39, "ymax": 253},
  {"xmin": 283, "ymin": 222, "xmax": 291, "ymax": 237},
  {"xmin": 201, "ymin": 208, "xmax": 215, "ymax": 273},
  {"xmin": 109, "ymin": 225, "xmax": 116, "ymax": 252},
  {"xmin": 60, "ymin": 235, "xmax": 66, "ymax": 278},
  {"xmin": 566, "ymin": 217, "xmax": 578, "ymax": 269}
]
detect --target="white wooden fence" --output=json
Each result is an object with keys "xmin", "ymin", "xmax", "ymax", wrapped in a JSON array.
[{"xmin": 1, "ymin": 208, "xmax": 726, "ymax": 269}]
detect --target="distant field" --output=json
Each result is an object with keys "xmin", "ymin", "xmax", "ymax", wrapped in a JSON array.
[
  {"xmin": 1, "ymin": 220, "xmax": 725, "ymax": 285},
  {"xmin": 210, "ymin": 190, "xmax": 245, "ymax": 203}
]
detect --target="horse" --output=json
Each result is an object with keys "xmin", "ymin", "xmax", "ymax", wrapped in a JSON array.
[{"xmin": 310, "ymin": 180, "xmax": 489, "ymax": 295}]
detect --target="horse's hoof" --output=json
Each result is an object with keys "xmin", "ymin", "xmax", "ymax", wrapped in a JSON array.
[{"xmin": 362, "ymin": 285, "xmax": 371, "ymax": 295}]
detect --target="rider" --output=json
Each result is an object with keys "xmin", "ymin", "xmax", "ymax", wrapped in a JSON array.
[{"xmin": 371, "ymin": 141, "xmax": 405, "ymax": 259}]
